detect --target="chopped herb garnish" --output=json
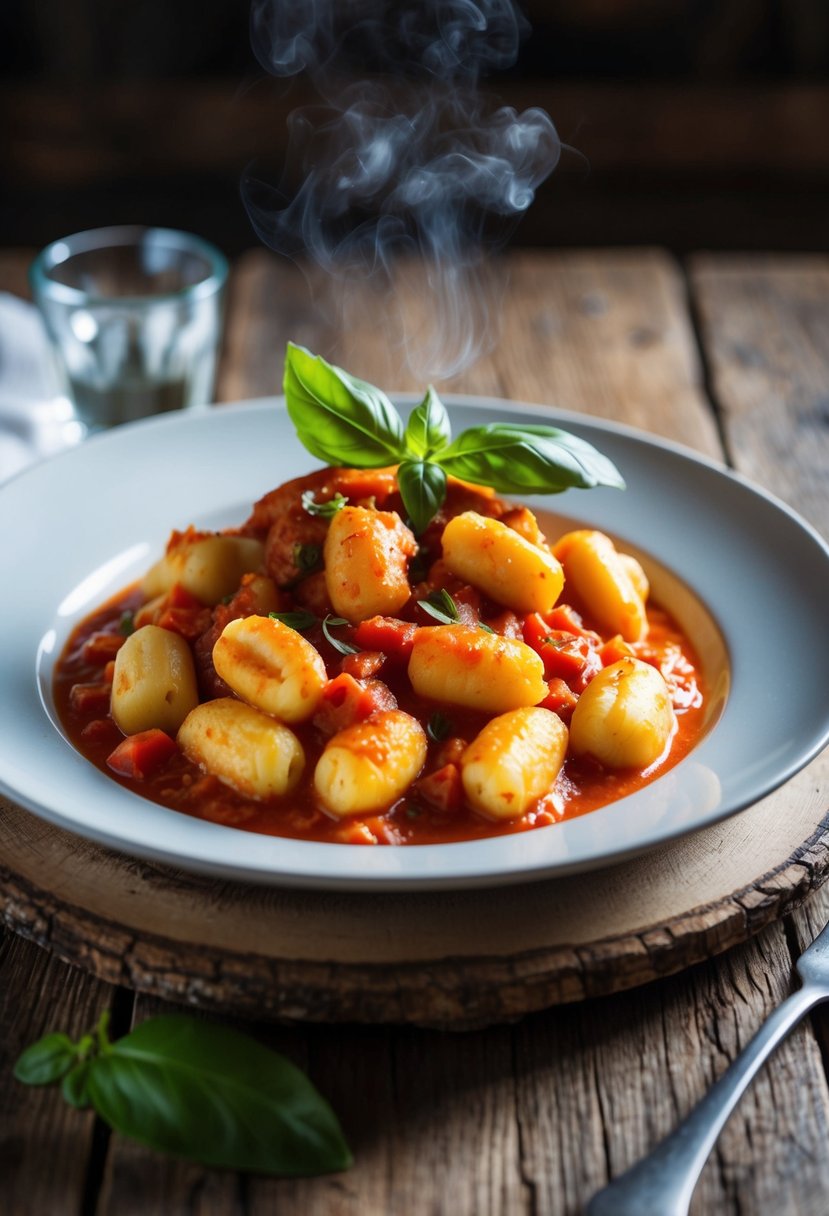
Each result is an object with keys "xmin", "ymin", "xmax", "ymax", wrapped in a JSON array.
[
  {"xmin": 293, "ymin": 542, "xmax": 322, "ymax": 576},
  {"xmin": 427, "ymin": 711, "xmax": 452, "ymax": 743},
  {"xmin": 405, "ymin": 804, "xmax": 422, "ymax": 821},
  {"xmin": 119, "ymin": 612, "xmax": 135, "ymax": 637},
  {"xmin": 321, "ymin": 615, "xmax": 361, "ymax": 656},
  {"xmin": 301, "ymin": 490, "xmax": 349, "ymax": 519},
  {"xmin": 269, "ymin": 611, "xmax": 318, "ymax": 632},
  {"xmin": 478, "ymin": 622, "xmax": 495, "ymax": 634},
  {"xmin": 417, "ymin": 589, "xmax": 461, "ymax": 625}
]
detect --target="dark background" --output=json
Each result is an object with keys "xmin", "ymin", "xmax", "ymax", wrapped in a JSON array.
[{"xmin": 2, "ymin": 0, "xmax": 828, "ymax": 258}]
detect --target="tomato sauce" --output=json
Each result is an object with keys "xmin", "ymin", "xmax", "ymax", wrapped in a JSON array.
[{"xmin": 54, "ymin": 587, "xmax": 708, "ymax": 847}]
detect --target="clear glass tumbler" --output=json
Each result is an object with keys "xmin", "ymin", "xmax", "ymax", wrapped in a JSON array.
[{"xmin": 30, "ymin": 226, "xmax": 228, "ymax": 432}]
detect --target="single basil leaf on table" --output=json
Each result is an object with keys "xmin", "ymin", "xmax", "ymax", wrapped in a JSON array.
[
  {"xmin": 437, "ymin": 423, "xmax": 625, "ymax": 494},
  {"xmin": 283, "ymin": 342, "xmax": 405, "ymax": 469},
  {"xmin": 398, "ymin": 460, "xmax": 448, "ymax": 536},
  {"xmin": 62, "ymin": 1060, "xmax": 94, "ymax": 1109},
  {"xmin": 14, "ymin": 1032, "xmax": 79, "ymax": 1085},
  {"xmin": 85, "ymin": 1015, "xmax": 352, "ymax": 1176},
  {"xmin": 403, "ymin": 386, "xmax": 452, "ymax": 459}
]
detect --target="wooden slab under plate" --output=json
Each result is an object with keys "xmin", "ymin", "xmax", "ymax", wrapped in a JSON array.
[{"xmin": 2, "ymin": 748, "xmax": 826, "ymax": 1028}]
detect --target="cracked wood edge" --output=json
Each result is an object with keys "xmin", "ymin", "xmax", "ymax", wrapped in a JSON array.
[{"xmin": 3, "ymin": 815, "xmax": 828, "ymax": 1028}]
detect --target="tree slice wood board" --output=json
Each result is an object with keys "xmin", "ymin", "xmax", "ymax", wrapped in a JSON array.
[{"xmin": 1, "ymin": 750, "xmax": 826, "ymax": 1029}]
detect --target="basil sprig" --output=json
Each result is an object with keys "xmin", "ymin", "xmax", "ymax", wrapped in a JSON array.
[
  {"xmin": 284, "ymin": 343, "xmax": 624, "ymax": 534},
  {"xmin": 15, "ymin": 1011, "xmax": 351, "ymax": 1176}
]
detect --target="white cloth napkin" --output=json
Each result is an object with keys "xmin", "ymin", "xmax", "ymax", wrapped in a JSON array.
[{"xmin": 0, "ymin": 293, "xmax": 81, "ymax": 483}]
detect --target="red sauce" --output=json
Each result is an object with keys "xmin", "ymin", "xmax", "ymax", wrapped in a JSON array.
[{"xmin": 54, "ymin": 591, "xmax": 708, "ymax": 848}]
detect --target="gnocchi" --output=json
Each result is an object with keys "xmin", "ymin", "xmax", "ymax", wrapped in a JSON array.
[
  {"xmin": 213, "ymin": 615, "xmax": 327, "ymax": 723},
  {"xmin": 178, "ymin": 698, "xmax": 305, "ymax": 799},
  {"xmin": 553, "ymin": 530, "xmax": 647, "ymax": 642},
  {"xmin": 314, "ymin": 710, "xmax": 427, "ymax": 817},
  {"xmin": 442, "ymin": 511, "xmax": 564, "ymax": 614},
  {"xmin": 461, "ymin": 707, "xmax": 569, "ymax": 819},
  {"xmin": 143, "ymin": 534, "xmax": 265, "ymax": 606},
  {"xmin": 111, "ymin": 624, "xmax": 199, "ymax": 736},
  {"xmin": 569, "ymin": 657, "xmax": 676, "ymax": 769},
  {"xmin": 324, "ymin": 505, "xmax": 417, "ymax": 623},
  {"xmin": 58, "ymin": 448, "xmax": 706, "ymax": 845},
  {"xmin": 408, "ymin": 625, "xmax": 548, "ymax": 713}
]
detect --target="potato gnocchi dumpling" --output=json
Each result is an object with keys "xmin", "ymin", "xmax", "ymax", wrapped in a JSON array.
[
  {"xmin": 553, "ymin": 530, "xmax": 648, "ymax": 643},
  {"xmin": 442, "ymin": 511, "xmax": 564, "ymax": 615},
  {"xmin": 569, "ymin": 657, "xmax": 676, "ymax": 769},
  {"xmin": 408, "ymin": 625, "xmax": 548, "ymax": 713},
  {"xmin": 213, "ymin": 615, "xmax": 327, "ymax": 724},
  {"xmin": 57, "ymin": 457, "xmax": 706, "ymax": 846},
  {"xmin": 324, "ymin": 505, "xmax": 417, "ymax": 623},
  {"xmin": 111, "ymin": 624, "xmax": 199, "ymax": 736},
  {"xmin": 177, "ymin": 698, "xmax": 305, "ymax": 800},
  {"xmin": 143, "ymin": 534, "xmax": 264, "ymax": 606},
  {"xmin": 314, "ymin": 710, "xmax": 427, "ymax": 817},
  {"xmin": 461, "ymin": 707, "xmax": 569, "ymax": 820}
]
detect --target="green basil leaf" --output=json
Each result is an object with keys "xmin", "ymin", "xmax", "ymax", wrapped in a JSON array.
[
  {"xmin": 397, "ymin": 460, "xmax": 447, "ymax": 535},
  {"xmin": 417, "ymin": 589, "xmax": 460, "ymax": 625},
  {"xmin": 62, "ymin": 1061, "xmax": 94, "ymax": 1109},
  {"xmin": 284, "ymin": 343, "xmax": 404, "ymax": 469},
  {"xmin": 301, "ymin": 490, "xmax": 349, "ymax": 518},
  {"xmin": 85, "ymin": 1015, "xmax": 351, "ymax": 1176},
  {"xmin": 437, "ymin": 423, "xmax": 625, "ymax": 494},
  {"xmin": 14, "ymin": 1032, "xmax": 79, "ymax": 1086},
  {"xmin": 322, "ymin": 615, "xmax": 361, "ymax": 656},
  {"xmin": 269, "ymin": 610, "xmax": 318, "ymax": 632},
  {"xmin": 404, "ymin": 387, "xmax": 452, "ymax": 459},
  {"xmin": 427, "ymin": 711, "xmax": 452, "ymax": 743},
  {"xmin": 293, "ymin": 542, "xmax": 322, "ymax": 575}
]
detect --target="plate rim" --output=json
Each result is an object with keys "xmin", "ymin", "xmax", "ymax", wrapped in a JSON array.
[{"xmin": 1, "ymin": 394, "xmax": 827, "ymax": 890}]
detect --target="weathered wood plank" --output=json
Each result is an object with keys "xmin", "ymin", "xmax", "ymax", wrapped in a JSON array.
[
  {"xmin": 0, "ymin": 929, "xmax": 115, "ymax": 1215},
  {"xmin": 217, "ymin": 248, "xmax": 724, "ymax": 464},
  {"xmin": 689, "ymin": 254, "xmax": 829, "ymax": 534}
]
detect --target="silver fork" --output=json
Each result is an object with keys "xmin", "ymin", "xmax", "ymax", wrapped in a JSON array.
[{"xmin": 587, "ymin": 915, "xmax": 829, "ymax": 1215}]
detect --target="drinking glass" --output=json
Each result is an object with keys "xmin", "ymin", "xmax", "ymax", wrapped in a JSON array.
[{"xmin": 30, "ymin": 226, "xmax": 228, "ymax": 432}]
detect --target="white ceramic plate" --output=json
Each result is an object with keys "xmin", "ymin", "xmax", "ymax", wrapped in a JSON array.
[{"xmin": 1, "ymin": 398, "xmax": 828, "ymax": 890}]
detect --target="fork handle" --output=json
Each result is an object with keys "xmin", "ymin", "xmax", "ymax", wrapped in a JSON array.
[{"xmin": 586, "ymin": 983, "xmax": 824, "ymax": 1216}]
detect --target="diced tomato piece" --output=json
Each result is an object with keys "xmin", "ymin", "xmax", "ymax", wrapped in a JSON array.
[
  {"xmin": 600, "ymin": 635, "xmax": 635, "ymax": 666},
  {"xmin": 69, "ymin": 682, "xmax": 113, "ymax": 714},
  {"xmin": 157, "ymin": 605, "xmax": 213, "ymax": 640},
  {"xmin": 539, "ymin": 678, "xmax": 579, "ymax": 721},
  {"xmin": 547, "ymin": 604, "xmax": 600, "ymax": 642},
  {"xmin": 106, "ymin": 729, "xmax": 178, "ymax": 779},
  {"xmin": 81, "ymin": 632, "xmax": 125, "ymax": 664},
  {"xmin": 340, "ymin": 650, "xmax": 385, "ymax": 680},
  {"xmin": 486, "ymin": 610, "xmax": 523, "ymax": 638},
  {"xmin": 414, "ymin": 763, "xmax": 464, "ymax": 814},
  {"xmin": 313, "ymin": 673, "xmax": 398, "ymax": 736},
  {"xmin": 167, "ymin": 583, "xmax": 205, "ymax": 610},
  {"xmin": 352, "ymin": 616, "xmax": 419, "ymax": 660},
  {"xmin": 524, "ymin": 615, "xmax": 590, "ymax": 678}
]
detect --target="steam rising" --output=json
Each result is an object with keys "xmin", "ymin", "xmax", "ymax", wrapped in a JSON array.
[{"xmin": 245, "ymin": 1, "xmax": 560, "ymax": 380}]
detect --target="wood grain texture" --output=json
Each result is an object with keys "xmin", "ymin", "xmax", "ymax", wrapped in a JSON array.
[
  {"xmin": 2, "ymin": 249, "xmax": 829, "ymax": 1216},
  {"xmin": 0, "ymin": 930, "xmax": 115, "ymax": 1215},
  {"xmin": 217, "ymin": 249, "xmax": 724, "ymax": 459},
  {"xmin": 1, "ymin": 779, "xmax": 828, "ymax": 1026},
  {"xmin": 1, "ymin": 247, "xmax": 826, "ymax": 1031},
  {"xmin": 690, "ymin": 254, "xmax": 829, "ymax": 534}
]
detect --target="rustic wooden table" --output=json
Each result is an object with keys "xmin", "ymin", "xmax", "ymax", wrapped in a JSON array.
[{"xmin": 1, "ymin": 247, "xmax": 828, "ymax": 1214}]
